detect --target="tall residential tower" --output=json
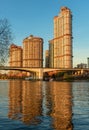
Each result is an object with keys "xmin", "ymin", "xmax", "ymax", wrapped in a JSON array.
[
  {"xmin": 49, "ymin": 7, "xmax": 73, "ymax": 68},
  {"xmin": 23, "ymin": 35, "xmax": 43, "ymax": 68},
  {"xmin": 9, "ymin": 44, "xmax": 22, "ymax": 67}
]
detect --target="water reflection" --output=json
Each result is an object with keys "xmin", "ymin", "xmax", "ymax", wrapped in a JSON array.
[
  {"xmin": 22, "ymin": 81, "xmax": 42, "ymax": 125},
  {"xmin": 8, "ymin": 80, "xmax": 42, "ymax": 125},
  {"xmin": 72, "ymin": 82, "xmax": 89, "ymax": 130},
  {"xmin": 8, "ymin": 80, "xmax": 22, "ymax": 120},
  {"xmin": 48, "ymin": 82, "xmax": 73, "ymax": 130},
  {"xmin": 8, "ymin": 80, "xmax": 73, "ymax": 129}
]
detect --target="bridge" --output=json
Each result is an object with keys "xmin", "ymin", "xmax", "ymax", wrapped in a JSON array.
[{"xmin": 0, "ymin": 66, "xmax": 89, "ymax": 80}]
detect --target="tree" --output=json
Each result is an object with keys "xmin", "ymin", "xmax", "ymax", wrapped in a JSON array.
[{"xmin": 0, "ymin": 18, "xmax": 12, "ymax": 66}]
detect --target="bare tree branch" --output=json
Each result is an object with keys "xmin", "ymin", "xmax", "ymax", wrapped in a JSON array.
[{"xmin": 0, "ymin": 18, "xmax": 13, "ymax": 66}]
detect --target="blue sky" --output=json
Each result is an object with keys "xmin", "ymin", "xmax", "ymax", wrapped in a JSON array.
[{"xmin": 0, "ymin": 0, "xmax": 89, "ymax": 67}]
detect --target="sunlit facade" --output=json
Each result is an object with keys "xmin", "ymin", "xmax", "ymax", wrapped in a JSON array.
[
  {"xmin": 49, "ymin": 6, "xmax": 73, "ymax": 68},
  {"xmin": 9, "ymin": 44, "xmax": 22, "ymax": 67},
  {"xmin": 23, "ymin": 35, "xmax": 43, "ymax": 68}
]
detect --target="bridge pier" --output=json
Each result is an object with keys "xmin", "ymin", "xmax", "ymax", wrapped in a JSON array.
[
  {"xmin": 33, "ymin": 72, "xmax": 36, "ymax": 80},
  {"xmin": 37, "ymin": 68, "xmax": 43, "ymax": 80},
  {"xmin": 81, "ymin": 69, "xmax": 84, "ymax": 74}
]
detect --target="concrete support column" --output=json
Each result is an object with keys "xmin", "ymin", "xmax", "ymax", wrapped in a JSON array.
[
  {"xmin": 78, "ymin": 71, "xmax": 81, "ymax": 75},
  {"xmin": 81, "ymin": 69, "xmax": 84, "ymax": 75},
  {"xmin": 74, "ymin": 71, "xmax": 80, "ymax": 75},
  {"xmin": 38, "ymin": 68, "xmax": 43, "ymax": 80},
  {"xmin": 33, "ymin": 72, "xmax": 36, "ymax": 80}
]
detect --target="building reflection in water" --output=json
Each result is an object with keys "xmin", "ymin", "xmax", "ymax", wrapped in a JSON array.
[
  {"xmin": 22, "ymin": 81, "xmax": 42, "ymax": 125},
  {"xmin": 8, "ymin": 80, "xmax": 22, "ymax": 120},
  {"xmin": 48, "ymin": 82, "xmax": 73, "ymax": 130},
  {"xmin": 8, "ymin": 80, "xmax": 73, "ymax": 129},
  {"xmin": 8, "ymin": 80, "xmax": 42, "ymax": 125}
]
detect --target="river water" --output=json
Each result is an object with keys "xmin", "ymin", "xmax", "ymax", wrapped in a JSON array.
[{"xmin": 0, "ymin": 80, "xmax": 89, "ymax": 130}]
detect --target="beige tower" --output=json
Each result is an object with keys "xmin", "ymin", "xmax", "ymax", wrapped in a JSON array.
[
  {"xmin": 53, "ymin": 7, "xmax": 73, "ymax": 68},
  {"xmin": 9, "ymin": 44, "xmax": 22, "ymax": 67},
  {"xmin": 23, "ymin": 35, "xmax": 43, "ymax": 68}
]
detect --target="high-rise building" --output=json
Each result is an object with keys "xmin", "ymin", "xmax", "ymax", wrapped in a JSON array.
[
  {"xmin": 45, "ymin": 50, "xmax": 49, "ymax": 68},
  {"xmin": 9, "ymin": 44, "xmax": 22, "ymax": 67},
  {"xmin": 9, "ymin": 44, "xmax": 23, "ymax": 76},
  {"xmin": 49, "ymin": 7, "xmax": 73, "ymax": 68},
  {"xmin": 23, "ymin": 35, "xmax": 43, "ymax": 68},
  {"xmin": 87, "ymin": 58, "xmax": 89, "ymax": 68},
  {"xmin": 49, "ymin": 39, "xmax": 54, "ymax": 68}
]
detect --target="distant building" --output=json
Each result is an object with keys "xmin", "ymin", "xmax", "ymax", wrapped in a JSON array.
[
  {"xmin": 49, "ymin": 39, "xmax": 54, "ymax": 68},
  {"xmin": 9, "ymin": 44, "xmax": 23, "ymax": 76},
  {"xmin": 45, "ymin": 50, "xmax": 49, "ymax": 68},
  {"xmin": 87, "ymin": 57, "xmax": 89, "ymax": 68},
  {"xmin": 77, "ymin": 63, "xmax": 87, "ymax": 69},
  {"xmin": 23, "ymin": 35, "xmax": 43, "ymax": 68},
  {"xmin": 9, "ymin": 44, "xmax": 22, "ymax": 67},
  {"xmin": 49, "ymin": 6, "xmax": 73, "ymax": 68}
]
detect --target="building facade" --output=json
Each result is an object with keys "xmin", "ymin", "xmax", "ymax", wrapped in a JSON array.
[
  {"xmin": 87, "ymin": 58, "xmax": 89, "ymax": 68},
  {"xmin": 45, "ymin": 50, "xmax": 49, "ymax": 68},
  {"xmin": 9, "ymin": 44, "xmax": 22, "ymax": 67},
  {"xmin": 23, "ymin": 35, "xmax": 43, "ymax": 68},
  {"xmin": 77, "ymin": 63, "xmax": 87, "ymax": 69},
  {"xmin": 49, "ymin": 39, "xmax": 54, "ymax": 68},
  {"xmin": 49, "ymin": 7, "xmax": 73, "ymax": 68}
]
